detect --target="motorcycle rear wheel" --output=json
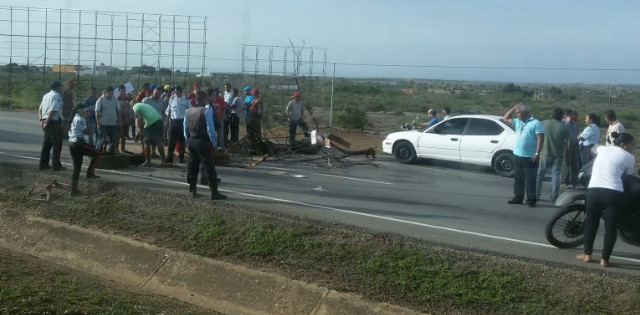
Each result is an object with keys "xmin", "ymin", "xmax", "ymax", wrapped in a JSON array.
[{"xmin": 545, "ymin": 204, "xmax": 586, "ymax": 248}]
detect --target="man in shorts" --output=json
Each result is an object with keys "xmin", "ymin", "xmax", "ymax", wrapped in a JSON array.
[{"xmin": 133, "ymin": 102, "xmax": 166, "ymax": 167}]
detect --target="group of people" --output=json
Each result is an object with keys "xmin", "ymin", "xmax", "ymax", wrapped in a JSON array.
[
  {"xmin": 503, "ymin": 103, "xmax": 635, "ymax": 267},
  {"xmin": 38, "ymin": 79, "xmax": 312, "ymax": 200}
]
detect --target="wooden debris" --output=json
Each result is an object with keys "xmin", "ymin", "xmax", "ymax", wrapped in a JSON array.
[
  {"xmin": 250, "ymin": 154, "xmax": 270, "ymax": 167},
  {"xmin": 25, "ymin": 179, "xmax": 71, "ymax": 202},
  {"xmin": 326, "ymin": 134, "xmax": 351, "ymax": 149},
  {"xmin": 332, "ymin": 146, "xmax": 377, "ymax": 160}
]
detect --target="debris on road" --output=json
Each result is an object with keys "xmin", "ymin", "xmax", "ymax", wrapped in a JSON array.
[{"xmin": 27, "ymin": 179, "xmax": 70, "ymax": 202}]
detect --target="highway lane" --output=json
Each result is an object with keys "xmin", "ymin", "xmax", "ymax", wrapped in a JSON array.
[{"xmin": 2, "ymin": 110, "xmax": 639, "ymax": 275}]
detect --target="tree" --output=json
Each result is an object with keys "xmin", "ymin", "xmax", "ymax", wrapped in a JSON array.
[
  {"xmin": 549, "ymin": 87, "xmax": 562, "ymax": 95},
  {"xmin": 503, "ymin": 83, "xmax": 522, "ymax": 93},
  {"xmin": 158, "ymin": 68, "xmax": 172, "ymax": 76}
]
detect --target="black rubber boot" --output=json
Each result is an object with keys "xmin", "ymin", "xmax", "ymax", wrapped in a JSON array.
[
  {"xmin": 187, "ymin": 177, "xmax": 197, "ymax": 198},
  {"xmin": 211, "ymin": 191, "xmax": 227, "ymax": 200},
  {"xmin": 209, "ymin": 181, "xmax": 226, "ymax": 200}
]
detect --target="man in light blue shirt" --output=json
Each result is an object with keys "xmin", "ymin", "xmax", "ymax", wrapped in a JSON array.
[
  {"xmin": 578, "ymin": 113, "xmax": 601, "ymax": 165},
  {"xmin": 503, "ymin": 103, "xmax": 544, "ymax": 207}
]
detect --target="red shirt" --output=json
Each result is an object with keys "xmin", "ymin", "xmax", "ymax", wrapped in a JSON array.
[{"xmin": 212, "ymin": 96, "xmax": 226, "ymax": 122}]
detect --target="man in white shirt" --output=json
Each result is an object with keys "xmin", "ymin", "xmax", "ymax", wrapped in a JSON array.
[
  {"xmin": 38, "ymin": 81, "xmax": 65, "ymax": 171},
  {"xmin": 165, "ymin": 85, "xmax": 190, "ymax": 164},
  {"xmin": 604, "ymin": 109, "xmax": 625, "ymax": 146},
  {"xmin": 442, "ymin": 107, "xmax": 451, "ymax": 120}
]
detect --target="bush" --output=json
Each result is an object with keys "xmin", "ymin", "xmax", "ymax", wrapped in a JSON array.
[{"xmin": 335, "ymin": 106, "xmax": 368, "ymax": 130}]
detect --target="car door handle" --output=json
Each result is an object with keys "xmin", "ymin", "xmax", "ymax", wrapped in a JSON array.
[
  {"xmin": 450, "ymin": 138, "xmax": 459, "ymax": 141},
  {"xmin": 490, "ymin": 140, "xmax": 499, "ymax": 143}
]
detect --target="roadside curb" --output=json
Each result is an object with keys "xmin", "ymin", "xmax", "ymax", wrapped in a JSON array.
[{"xmin": 0, "ymin": 209, "xmax": 425, "ymax": 315}]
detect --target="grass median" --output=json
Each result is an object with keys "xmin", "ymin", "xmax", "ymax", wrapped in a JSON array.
[
  {"xmin": 1, "ymin": 162, "xmax": 639, "ymax": 314},
  {"xmin": 0, "ymin": 248, "xmax": 215, "ymax": 314}
]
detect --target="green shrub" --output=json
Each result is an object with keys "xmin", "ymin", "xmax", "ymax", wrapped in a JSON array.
[{"xmin": 335, "ymin": 106, "xmax": 368, "ymax": 129}]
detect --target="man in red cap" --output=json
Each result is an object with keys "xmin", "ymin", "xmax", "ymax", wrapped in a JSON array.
[
  {"xmin": 62, "ymin": 80, "xmax": 76, "ymax": 137},
  {"xmin": 286, "ymin": 91, "xmax": 310, "ymax": 145}
]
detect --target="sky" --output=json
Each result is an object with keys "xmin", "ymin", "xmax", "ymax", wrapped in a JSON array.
[{"xmin": 2, "ymin": 0, "xmax": 640, "ymax": 84}]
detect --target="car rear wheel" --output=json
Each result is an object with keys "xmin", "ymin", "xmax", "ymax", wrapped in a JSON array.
[
  {"xmin": 394, "ymin": 142, "xmax": 416, "ymax": 164},
  {"xmin": 494, "ymin": 152, "xmax": 515, "ymax": 178}
]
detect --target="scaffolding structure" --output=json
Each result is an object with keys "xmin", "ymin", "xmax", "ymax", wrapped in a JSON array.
[
  {"xmin": 0, "ymin": 5, "xmax": 207, "ymax": 93},
  {"xmin": 241, "ymin": 44, "xmax": 328, "ymax": 83}
]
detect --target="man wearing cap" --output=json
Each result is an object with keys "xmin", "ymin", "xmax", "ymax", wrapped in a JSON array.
[
  {"xmin": 62, "ymin": 80, "xmax": 76, "ymax": 137},
  {"xmin": 183, "ymin": 91, "xmax": 226, "ymax": 200},
  {"xmin": 161, "ymin": 84, "xmax": 171, "ymax": 100},
  {"xmin": 286, "ymin": 91, "xmax": 310, "ymax": 145},
  {"xmin": 165, "ymin": 85, "xmax": 189, "ymax": 164},
  {"xmin": 416, "ymin": 109, "xmax": 439, "ymax": 128},
  {"xmin": 242, "ymin": 86, "xmax": 253, "ymax": 136},
  {"xmin": 133, "ymin": 102, "xmax": 167, "ymax": 167},
  {"xmin": 95, "ymin": 86, "xmax": 121, "ymax": 153},
  {"xmin": 38, "ymin": 81, "xmax": 65, "ymax": 171},
  {"xmin": 247, "ymin": 88, "xmax": 264, "ymax": 147}
]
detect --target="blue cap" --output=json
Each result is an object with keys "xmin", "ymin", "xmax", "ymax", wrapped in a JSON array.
[
  {"xmin": 150, "ymin": 84, "xmax": 157, "ymax": 90},
  {"xmin": 242, "ymin": 86, "xmax": 252, "ymax": 92}
]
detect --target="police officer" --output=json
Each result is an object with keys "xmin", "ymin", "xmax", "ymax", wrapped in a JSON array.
[
  {"xmin": 68, "ymin": 104, "xmax": 102, "ymax": 196},
  {"xmin": 165, "ymin": 85, "xmax": 189, "ymax": 164},
  {"xmin": 184, "ymin": 91, "xmax": 227, "ymax": 200},
  {"xmin": 38, "ymin": 81, "xmax": 65, "ymax": 171}
]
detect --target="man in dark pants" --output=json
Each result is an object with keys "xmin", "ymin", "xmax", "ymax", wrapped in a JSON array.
[
  {"xmin": 286, "ymin": 91, "xmax": 310, "ymax": 146},
  {"xmin": 68, "ymin": 104, "xmax": 102, "ymax": 196},
  {"xmin": 165, "ymin": 85, "xmax": 189, "ymax": 164},
  {"xmin": 561, "ymin": 109, "xmax": 580, "ymax": 188},
  {"xmin": 184, "ymin": 91, "xmax": 227, "ymax": 200},
  {"xmin": 503, "ymin": 103, "xmax": 544, "ymax": 207},
  {"xmin": 62, "ymin": 80, "xmax": 76, "ymax": 138},
  {"xmin": 38, "ymin": 81, "xmax": 65, "ymax": 171},
  {"xmin": 246, "ymin": 87, "xmax": 264, "ymax": 150}
]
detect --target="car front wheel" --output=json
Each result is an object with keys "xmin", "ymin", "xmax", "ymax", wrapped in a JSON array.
[
  {"xmin": 394, "ymin": 142, "xmax": 416, "ymax": 164},
  {"xmin": 494, "ymin": 152, "xmax": 515, "ymax": 177}
]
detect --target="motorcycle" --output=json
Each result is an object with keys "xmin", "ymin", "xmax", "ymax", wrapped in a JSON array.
[{"xmin": 544, "ymin": 160, "xmax": 640, "ymax": 248}]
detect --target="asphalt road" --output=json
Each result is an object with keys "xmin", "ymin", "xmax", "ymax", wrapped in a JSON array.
[{"xmin": 2, "ymin": 109, "xmax": 639, "ymax": 276}]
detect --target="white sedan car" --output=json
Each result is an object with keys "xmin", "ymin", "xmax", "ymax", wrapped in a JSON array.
[{"xmin": 382, "ymin": 115, "xmax": 517, "ymax": 177}]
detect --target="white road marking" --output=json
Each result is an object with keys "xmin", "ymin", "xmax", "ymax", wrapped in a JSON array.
[
  {"xmin": 0, "ymin": 114, "xmax": 38, "ymax": 123},
  {"xmin": 2, "ymin": 150, "xmax": 640, "ymax": 265},
  {"xmin": 376, "ymin": 158, "xmax": 516, "ymax": 181},
  {"xmin": 260, "ymin": 166, "xmax": 394, "ymax": 185}
]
